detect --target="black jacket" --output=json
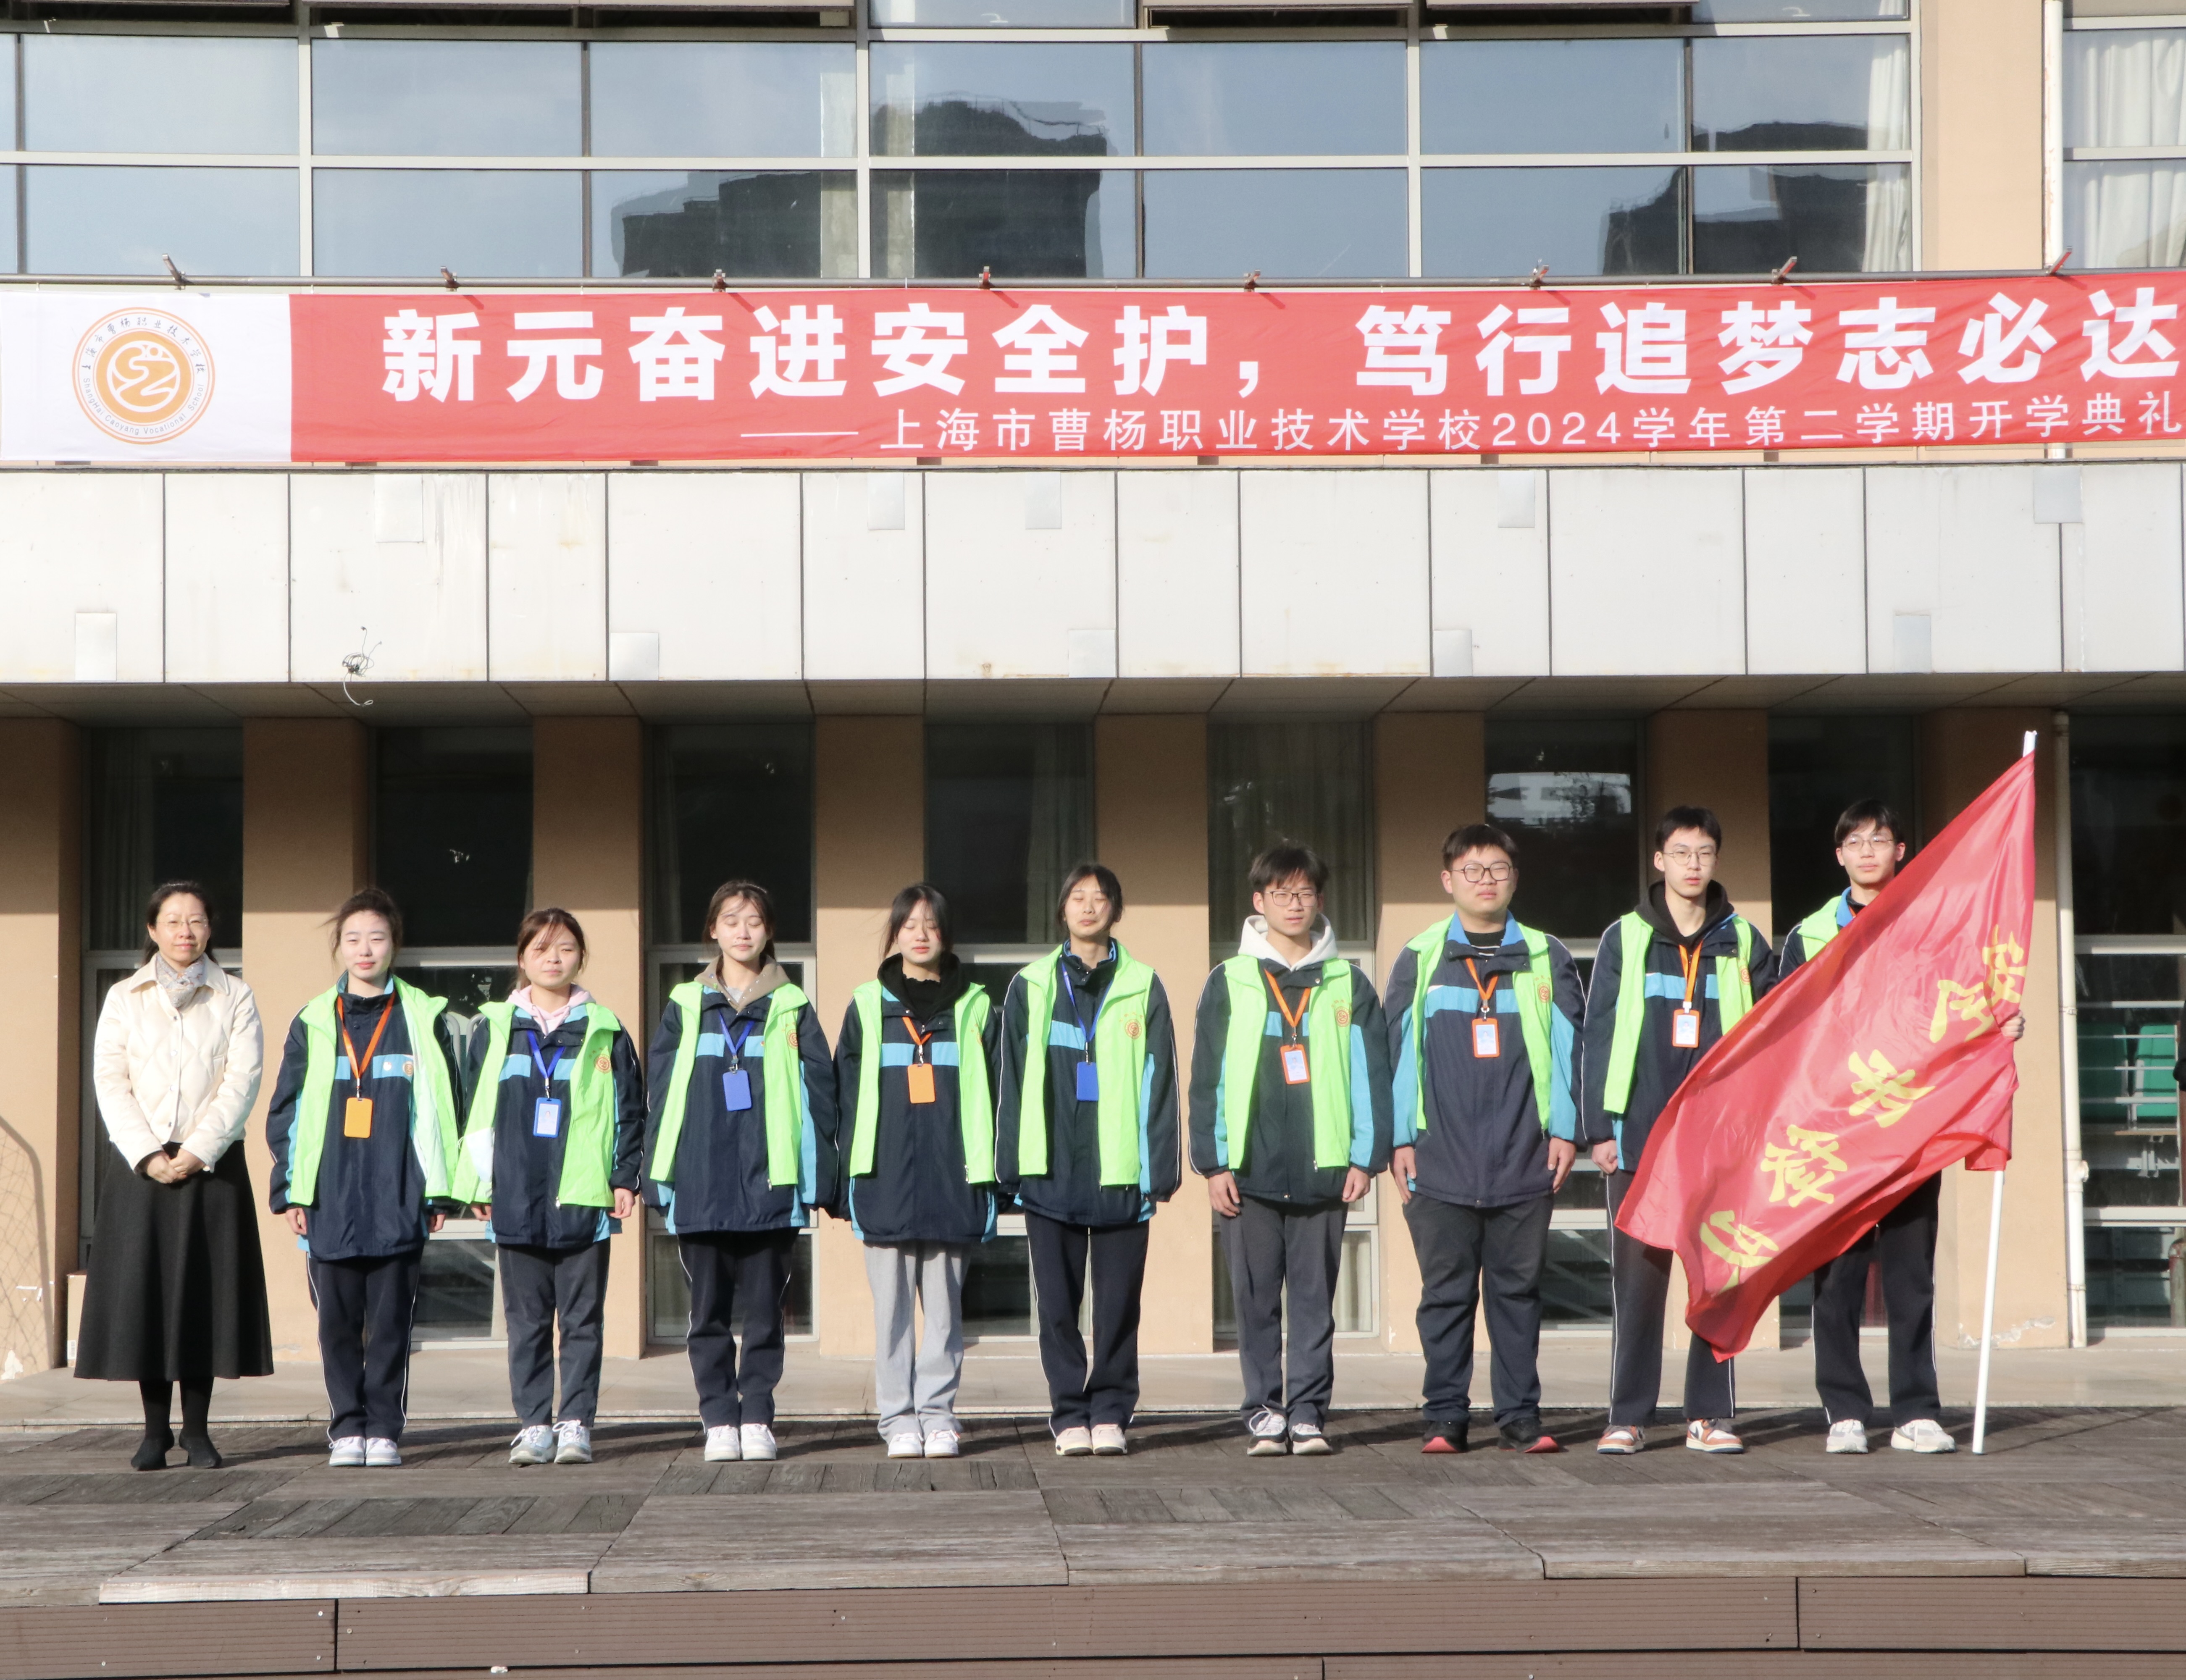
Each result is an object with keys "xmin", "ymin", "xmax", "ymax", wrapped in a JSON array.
[
  {"xmin": 995, "ymin": 943, "xmax": 1182, "ymax": 1228},
  {"xmin": 834, "ymin": 956, "xmax": 1003, "ymax": 1247}
]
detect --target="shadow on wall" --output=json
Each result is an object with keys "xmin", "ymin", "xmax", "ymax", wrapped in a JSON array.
[{"xmin": 0, "ymin": 1118, "xmax": 50, "ymax": 1378}]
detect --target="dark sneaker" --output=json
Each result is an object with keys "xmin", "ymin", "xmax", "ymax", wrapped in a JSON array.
[
  {"xmin": 1421, "ymin": 1421, "xmax": 1467, "ymax": 1455},
  {"xmin": 1500, "ymin": 1418, "xmax": 1561, "ymax": 1454}
]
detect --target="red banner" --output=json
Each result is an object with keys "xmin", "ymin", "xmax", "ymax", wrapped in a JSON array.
[
  {"xmin": 289, "ymin": 275, "xmax": 2186, "ymax": 463},
  {"xmin": 1615, "ymin": 748, "xmax": 2038, "ymax": 1360}
]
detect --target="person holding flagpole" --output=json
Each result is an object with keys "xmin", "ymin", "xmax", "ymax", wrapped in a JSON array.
[
  {"xmin": 1582, "ymin": 807, "xmax": 1773, "ymax": 1456},
  {"xmin": 1779, "ymin": 801, "xmax": 2024, "ymax": 1457}
]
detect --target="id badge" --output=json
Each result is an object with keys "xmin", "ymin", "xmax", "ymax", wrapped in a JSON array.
[
  {"xmin": 1671, "ymin": 1008, "xmax": 1703, "ymax": 1050},
  {"xmin": 342, "ymin": 1096, "xmax": 373, "ymax": 1139},
  {"xmin": 720, "ymin": 1068, "xmax": 753, "ymax": 1113},
  {"xmin": 1280, "ymin": 1043, "xmax": 1310, "ymax": 1085},
  {"xmin": 906, "ymin": 1062, "xmax": 938, "ymax": 1105},
  {"xmin": 1471, "ymin": 1018, "xmax": 1501, "ymax": 1059},
  {"xmin": 532, "ymin": 1098, "xmax": 563, "ymax": 1139},
  {"xmin": 1075, "ymin": 1061, "xmax": 1101, "ymax": 1102}
]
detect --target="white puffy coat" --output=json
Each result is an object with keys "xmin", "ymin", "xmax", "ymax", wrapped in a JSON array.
[{"xmin": 92, "ymin": 961, "xmax": 264, "ymax": 1171}]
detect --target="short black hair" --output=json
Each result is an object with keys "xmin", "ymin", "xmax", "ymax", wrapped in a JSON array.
[
  {"xmin": 883, "ymin": 882, "xmax": 953, "ymax": 958},
  {"xmin": 1249, "ymin": 845, "xmax": 1329, "ymax": 895},
  {"xmin": 1054, "ymin": 863, "xmax": 1125, "ymax": 928},
  {"xmin": 1834, "ymin": 800, "xmax": 1906, "ymax": 849},
  {"xmin": 1654, "ymin": 806, "xmax": 1724, "ymax": 851},
  {"xmin": 1442, "ymin": 822, "xmax": 1518, "ymax": 869}
]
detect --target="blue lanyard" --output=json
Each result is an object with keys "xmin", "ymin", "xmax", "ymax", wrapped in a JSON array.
[
  {"xmin": 523, "ymin": 1027, "xmax": 566, "ymax": 1087},
  {"xmin": 1061, "ymin": 963, "xmax": 1107, "ymax": 1063},
  {"xmin": 724, "ymin": 1016, "xmax": 757, "ymax": 1067}
]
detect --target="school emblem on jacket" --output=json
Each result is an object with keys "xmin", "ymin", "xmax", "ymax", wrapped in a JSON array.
[
  {"xmin": 595, "ymin": 1052, "xmax": 612, "ymax": 1074},
  {"xmin": 401, "ymin": 1057, "xmax": 416, "ymax": 1078},
  {"xmin": 1123, "ymin": 1017, "xmax": 1142, "ymax": 1040},
  {"xmin": 1334, "ymin": 1005, "xmax": 1351, "ymax": 1029},
  {"xmin": 1538, "ymin": 982, "xmax": 1553, "ymax": 1005}
]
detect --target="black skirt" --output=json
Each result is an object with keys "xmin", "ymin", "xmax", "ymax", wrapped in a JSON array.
[{"xmin": 74, "ymin": 1142, "xmax": 274, "ymax": 1383}]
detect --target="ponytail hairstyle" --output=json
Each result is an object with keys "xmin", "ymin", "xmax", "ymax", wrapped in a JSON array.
[
  {"xmin": 1053, "ymin": 862, "xmax": 1125, "ymax": 930},
  {"xmin": 140, "ymin": 880, "xmax": 216, "ymax": 966},
  {"xmin": 704, "ymin": 880, "xmax": 779, "ymax": 967},
  {"xmin": 514, "ymin": 906, "xmax": 589, "ymax": 981},
  {"xmin": 328, "ymin": 887, "xmax": 404, "ymax": 959},
  {"xmin": 883, "ymin": 882, "xmax": 954, "ymax": 960}
]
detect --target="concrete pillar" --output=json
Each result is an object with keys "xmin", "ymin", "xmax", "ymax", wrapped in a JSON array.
[
  {"xmin": 1373, "ymin": 713, "xmax": 1484, "ymax": 1355},
  {"xmin": 811, "ymin": 717, "xmax": 922, "ymax": 1357},
  {"xmin": 532, "ymin": 718, "xmax": 646, "ymax": 1358},
  {"xmin": 1921, "ymin": 0, "xmax": 2044, "ymax": 272},
  {"xmin": 1924, "ymin": 710, "xmax": 2070, "ymax": 1352},
  {"xmin": 0, "ymin": 722, "xmax": 79, "ymax": 1373},
  {"xmin": 241, "ymin": 719, "xmax": 368, "ymax": 1359},
  {"xmin": 1096, "ymin": 716, "xmax": 1212, "ymax": 1354}
]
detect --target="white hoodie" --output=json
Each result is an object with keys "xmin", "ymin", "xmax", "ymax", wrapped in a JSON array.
[{"xmin": 1238, "ymin": 915, "xmax": 1340, "ymax": 972}]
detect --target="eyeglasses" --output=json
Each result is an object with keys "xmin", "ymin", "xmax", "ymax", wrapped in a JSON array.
[
  {"xmin": 1261, "ymin": 889, "xmax": 1319, "ymax": 908},
  {"xmin": 1841, "ymin": 836, "xmax": 1897, "ymax": 855},
  {"xmin": 1457, "ymin": 863, "xmax": 1513, "ymax": 884},
  {"xmin": 1662, "ymin": 847, "xmax": 1718, "ymax": 866}
]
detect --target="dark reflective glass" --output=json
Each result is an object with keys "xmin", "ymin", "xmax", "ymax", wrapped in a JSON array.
[
  {"xmin": 596, "ymin": 171, "xmax": 855, "ymax": 279},
  {"xmin": 2085, "ymin": 1226, "xmax": 2186, "ymax": 1328},
  {"xmin": 650, "ymin": 724, "xmax": 815, "ymax": 947},
  {"xmin": 1693, "ymin": 163, "xmax": 1910, "ymax": 273},
  {"xmin": 315, "ymin": 170, "xmax": 581, "ymax": 278},
  {"xmin": 1207, "ymin": 722, "xmax": 1375, "ymax": 946},
  {"xmin": 872, "ymin": 169, "xmax": 1135, "ymax": 278},
  {"xmin": 26, "ymin": 35, "xmax": 294, "ymax": 155},
  {"xmin": 313, "ymin": 39, "xmax": 580, "ymax": 158},
  {"xmin": 374, "ymin": 727, "xmax": 533, "ymax": 950},
  {"xmin": 26, "ymin": 166, "xmax": 297, "ymax": 278},
  {"xmin": 591, "ymin": 42, "xmax": 855, "ymax": 158},
  {"xmin": 1144, "ymin": 43, "xmax": 1404, "ymax": 157},
  {"xmin": 1484, "ymin": 718, "xmax": 1638, "ymax": 943},
  {"xmin": 1692, "ymin": 36, "xmax": 1909, "ymax": 152},
  {"xmin": 1765, "ymin": 714, "xmax": 1919, "ymax": 935},
  {"xmin": 1143, "ymin": 168, "xmax": 1405, "ymax": 279},
  {"xmin": 925, "ymin": 722, "xmax": 1094, "ymax": 947},
  {"xmin": 873, "ymin": 0, "xmax": 1133, "ymax": 24},
  {"xmin": 871, "ymin": 44, "xmax": 1133, "ymax": 158},
  {"xmin": 1422, "ymin": 166, "xmax": 1683, "ymax": 279},
  {"xmin": 649, "ymin": 1214, "xmax": 813, "ymax": 1341},
  {"xmin": 86, "ymin": 728, "xmax": 244, "ymax": 953},
  {"xmin": 2073, "ymin": 715, "xmax": 2186, "ymax": 937},
  {"xmin": 964, "ymin": 1235, "xmax": 1033, "ymax": 1338},
  {"xmin": 1542, "ymin": 1228, "xmax": 1613, "ymax": 1324},
  {"xmin": 415, "ymin": 1237, "xmax": 497, "ymax": 1340},
  {"xmin": 392, "ymin": 964, "xmax": 518, "ymax": 1021},
  {"xmin": 1421, "ymin": 39, "xmax": 1682, "ymax": 156}
]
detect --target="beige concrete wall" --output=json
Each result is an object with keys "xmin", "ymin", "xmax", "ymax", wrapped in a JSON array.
[
  {"xmin": 811, "ymin": 717, "xmax": 922, "ymax": 1357},
  {"xmin": 0, "ymin": 722, "xmax": 78, "ymax": 1373},
  {"xmin": 532, "ymin": 718, "xmax": 647, "ymax": 1359},
  {"xmin": 1924, "ymin": 709, "xmax": 2070, "ymax": 1352},
  {"xmin": 1096, "ymin": 715, "xmax": 1213, "ymax": 1354},
  {"xmin": 240, "ymin": 720, "xmax": 369, "ymax": 1358},
  {"xmin": 1922, "ymin": 0, "xmax": 2046, "ymax": 271}
]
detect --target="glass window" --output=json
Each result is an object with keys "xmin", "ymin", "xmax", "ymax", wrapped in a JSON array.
[
  {"xmin": 2076, "ymin": 955, "xmax": 2181, "ymax": 1212},
  {"xmin": 0, "ymin": 168, "xmax": 17, "ymax": 276},
  {"xmin": 871, "ymin": 44, "xmax": 1134, "ymax": 158},
  {"xmin": 373, "ymin": 727, "xmax": 533, "ymax": 950},
  {"xmin": 649, "ymin": 1214, "xmax": 814, "ymax": 1342},
  {"xmin": 1207, "ymin": 722, "xmax": 1375, "ymax": 948},
  {"xmin": 315, "ymin": 169, "xmax": 581, "ymax": 278},
  {"xmin": 1144, "ymin": 169, "xmax": 1406, "ymax": 280},
  {"xmin": 415, "ymin": 1231, "xmax": 498, "ymax": 1341},
  {"xmin": 1423, "ymin": 166, "xmax": 1684, "ymax": 279},
  {"xmin": 1484, "ymin": 719, "xmax": 1638, "ymax": 943},
  {"xmin": 1143, "ymin": 44, "xmax": 1405, "ymax": 158},
  {"xmin": 591, "ymin": 42, "xmax": 856, "ymax": 160},
  {"xmin": 2065, "ymin": 28, "xmax": 2186, "ymax": 150},
  {"xmin": 26, "ymin": 166, "xmax": 297, "ymax": 278},
  {"xmin": 1694, "ymin": 163, "xmax": 1910, "ymax": 273},
  {"xmin": 1542, "ymin": 1227, "xmax": 1613, "ymax": 1323},
  {"xmin": 596, "ymin": 171, "xmax": 855, "ymax": 279},
  {"xmin": 393, "ymin": 961, "xmax": 518, "ymax": 1021},
  {"xmin": 2066, "ymin": 162, "xmax": 2186, "ymax": 270},
  {"xmin": 85, "ymin": 729, "xmax": 244, "ymax": 954},
  {"xmin": 925, "ymin": 722, "xmax": 1095, "ymax": 947},
  {"xmin": 873, "ymin": 169, "xmax": 1135, "ymax": 279},
  {"xmin": 25, "ymin": 36, "xmax": 295, "ymax": 155},
  {"xmin": 2072, "ymin": 715, "xmax": 2186, "ymax": 938},
  {"xmin": 1766, "ymin": 715, "xmax": 1918, "ymax": 936},
  {"xmin": 2086, "ymin": 1226, "xmax": 2186, "ymax": 1328},
  {"xmin": 650, "ymin": 724, "xmax": 815, "ymax": 948},
  {"xmin": 1696, "ymin": 1, "xmax": 1905, "ymax": 17},
  {"xmin": 871, "ymin": 0, "xmax": 1135, "ymax": 29},
  {"xmin": 1421, "ymin": 40, "xmax": 1682, "ymax": 156},
  {"xmin": 964, "ymin": 1234, "xmax": 1034, "ymax": 1338},
  {"xmin": 1692, "ymin": 36, "xmax": 1910, "ymax": 152},
  {"xmin": 312, "ymin": 40, "xmax": 580, "ymax": 158}
]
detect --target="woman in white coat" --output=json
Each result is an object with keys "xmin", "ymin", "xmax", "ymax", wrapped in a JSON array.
[{"xmin": 77, "ymin": 881, "xmax": 274, "ymax": 1470}]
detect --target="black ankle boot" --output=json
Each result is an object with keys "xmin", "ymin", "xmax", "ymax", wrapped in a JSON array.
[
  {"xmin": 178, "ymin": 1433, "xmax": 223, "ymax": 1470},
  {"xmin": 131, "ymin": 1428, "xmax": 174, "ymax": 1471}
]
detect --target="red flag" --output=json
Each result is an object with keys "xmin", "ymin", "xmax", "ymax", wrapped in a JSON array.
[{"xmin": 1617, "ymin": 746, "xmax": 2038, "ymax": 1359}]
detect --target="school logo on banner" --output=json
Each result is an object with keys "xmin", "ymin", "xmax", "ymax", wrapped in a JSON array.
[{"xmin": 73, "ymin": 310, "xmax": 215, "ymax": 444}]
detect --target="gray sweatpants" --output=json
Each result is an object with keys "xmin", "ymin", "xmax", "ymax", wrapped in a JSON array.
[
  {"xmin": 1221, "ymin": 1195, "xmax": 1347, "ymax": 1431},
  {"xmin": 864, "ymin": 1239, "xmax": 968, "ymax": 1440}
]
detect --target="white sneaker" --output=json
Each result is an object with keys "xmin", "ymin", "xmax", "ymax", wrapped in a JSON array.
[
  {"xmin": 553, "ymin": 1420, "xmax": 592, "ymax": 1465},
  {"xmin": 363, "ymin": 1437, "xmax": 401, "ymax": 1468},
  {"xmin": 704, "ymin": 1424, "xmax": 743, "ymax": 1462},
  {"xmin": 1053, "ymin": 1426, "xmax": 1093, "ymax": 1457},
  {"xmin": 1245, "ymin": 1408, "xmax": 1288, "ymax": 1457},
  {"xmin": 508, "ymin": 1425, "xmax": 554, "ymax": 1466},
  {"xmin": 1892, "ymin": 1418, "xmax": 1958, "ymax": 1454},
  {"xmin": 740, "ymin": 1423, "xmax": 778, "ymax": 1462},
  {"xmin": 1090, "ymin": 1424, "xmax": 1128, "ymax": 1456},
  {"xmin": 1289, "ymin": 1420, "xmax": 1333, "ymax": 1456},
  {"xmin": 328, "ymin": 1436, "xmax": 365, "ymax": 1468},
  {"xmin": 1826, "ymin": 1419, "xmax": 1871, "ymax": 1455},
  {"xmin": 885, "ymin": 1433, "xmax": 923, "ymax": 1459},
  {"xmin": 924, "ymin": 1430, "xmax": 961, "ymax": 1459}
]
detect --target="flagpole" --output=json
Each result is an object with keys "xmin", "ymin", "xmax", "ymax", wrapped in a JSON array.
[{"xmin": 1972, "ymin": 1168, "xmax": 2006, "ymax": 1454}]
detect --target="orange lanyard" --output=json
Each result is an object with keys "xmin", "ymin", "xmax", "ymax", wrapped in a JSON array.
[
  {"xmin": 336, "ymin": 994, "xmax": 394, "ymax": 1091},
  {"xmin": 1676, "ymin": 942, "xmax": 1703, "ymax": 1010},
  {"xmin": 1264, "ymin": 969, "xmax": 1312, "ymax": 1042},
  {"xmin": 901, "ymin": 1014, "xmax": 936, "ymax": 1065},
  {"xmin": 1463, "ymin": 959, "xmax": 1500, "ymax": 1016}
]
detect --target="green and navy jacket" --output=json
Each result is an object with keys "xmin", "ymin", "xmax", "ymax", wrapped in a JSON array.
[
  {"xmin": 1579, "ymin": 884, "xmax": 1774, "ymax": 1173},
  {"xmin": 833, "ymin": 956, "xmax": 1003, "ymax": 1247},
  {"xmin": 641, "ymin": 965, "xmax": 839, "ymax": 1236},
  {"xmin": 1385, "ymin": 914, "xmax": 1584, "ymax": 1210},
  {"xmin": 264, "ymin": 976, "xmax": 468, "ymax": 1261},
  {"xmin": 994, "ymin": 941, "xmax": 1182, "ymax": 1228},
  {"xmin": 1775, "ymin": 888, "xmax": 1860, "ymax": 983},
  {"xmin": 1187, "ymin": 920, "xmax": 1394, "ymax": 1206},
  {"xmin": 453, "ymin": 995, "xmax": 646, "ymax": 1249}
]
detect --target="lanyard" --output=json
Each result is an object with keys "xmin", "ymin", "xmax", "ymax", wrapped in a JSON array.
[
  {"xmin": 1264, "ymin": 968, "xmax": 1312, "ymax": 1043},
  {"xmin": 1677, "ymin": 942, "xmax": 1704, "ymax": 1009},
  {"xmin": 1462, "ymin": 958, "xmax": 1500, "ymax": 1017},
  {"xmin": 336, "ymin": 994, "xmax": 394, "ymax": 1093},
  {"xmin": 1061, "ymin": 966, "xmax": 1106, "ymax": 1063},
  {"xmin": 902, "ymin": 1013, "xmax": 937, "ymax": 1065},
  {"xmin": 523, "ymin": 1026, "xmax": 566, "ymax": 1086},
  {"xmin": 724, "ymin": 1016, "xmax": 757, "ymax": 1068}
]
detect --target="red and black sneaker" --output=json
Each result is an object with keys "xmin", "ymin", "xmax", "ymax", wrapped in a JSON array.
[
  {"xmin": 1500, "ymin": 1418, "xmax": 1562, "ymax": 1454},
  {"xmin": 1421, "ymin": 1422, "xmax": 1467, "ymax": 1454}
]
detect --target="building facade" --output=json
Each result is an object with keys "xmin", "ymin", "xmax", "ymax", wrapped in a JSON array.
[{"xmin": 2, "ymin": 0, "xmax": 2183, "ymax": 1380}]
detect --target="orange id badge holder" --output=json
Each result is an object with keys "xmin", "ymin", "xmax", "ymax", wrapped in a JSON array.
[
  {"xmin": 1280, "ymin": 1044, "xmax": 1310, "ymax": 1084},
  {"xmin": 343, "ymin": 1096, "xmax": 374, "ymax": 1138},
  {"xmin": 1471, "ymin": 1018, "xmax": 1501, "ymax": 1058},
  {"xmin": 1671, "ymin": 1009, "xmax": 1703, "ymax": 1050},
  {"xmin": 906, "ymin": 1062, "xmax": 938, "ymax": 1105}
]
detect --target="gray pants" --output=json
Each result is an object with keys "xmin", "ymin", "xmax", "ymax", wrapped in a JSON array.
[
  {"xmin": 864, "ymin": 1240, "xmax": 967, "ymax": 1440},
  {"xmin": 498, "ymin": 1240, "xmax": 610, "ymax": 1429},
  {"xmin": 1221, "ymin": 1195, "xmax": 1346, "ymax": 1430}
]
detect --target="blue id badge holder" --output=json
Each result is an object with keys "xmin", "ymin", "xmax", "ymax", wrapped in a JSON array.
[
  {"xmin": 533, "ymin": 1098, "xmax": 562, "ymax": 1137},
  {"xmin": 1075, "ymin": 1060, "xmax": 1101, "ymax": 1101},
  {"xmin": 722, "ymin": 1068, "xmax": 753, "ymax": 1112}
]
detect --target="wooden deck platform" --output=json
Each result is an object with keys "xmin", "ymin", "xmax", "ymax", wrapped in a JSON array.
[{"xmin": 2, "ymin": 1406, "xmax": 2184, "ymax": 1677}]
